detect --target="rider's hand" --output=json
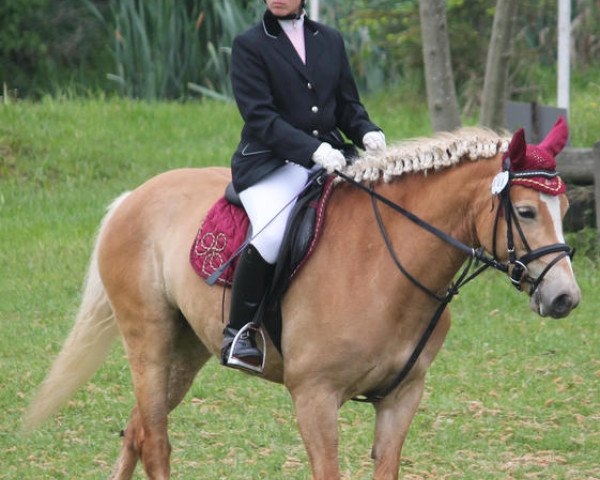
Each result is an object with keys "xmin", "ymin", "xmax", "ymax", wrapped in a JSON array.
[
  {"xmin": 311, "ymin": 142, "xmax": 346, "ymax": 173},
  {"xmin": 363, "ymin": 131, "xmax": 386, "ymax": 153}
]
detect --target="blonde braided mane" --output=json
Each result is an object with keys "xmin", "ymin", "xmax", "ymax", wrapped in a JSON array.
[{"xmin": 342, "ymin": 127, "xmax": 510, "ymax": 183}]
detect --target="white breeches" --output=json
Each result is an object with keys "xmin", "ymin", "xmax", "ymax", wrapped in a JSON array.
[{"xmin": 239, "ymin": 162, "xmax": 317, "ymax": 264}]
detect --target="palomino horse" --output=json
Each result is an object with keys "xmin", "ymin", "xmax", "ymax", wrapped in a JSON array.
[{"xmin": 25, "ymin": 125, "xmax": 580, "ymax": 479}]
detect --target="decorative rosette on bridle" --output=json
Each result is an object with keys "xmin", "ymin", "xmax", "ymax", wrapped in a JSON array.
[{"xmin": 503, "ymin": 116, "xmax": 568, "ymax": 195}]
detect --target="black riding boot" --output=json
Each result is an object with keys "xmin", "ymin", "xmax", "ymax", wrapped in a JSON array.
[{"xmin": 221, "ymin": 244, "xmax": 274, "ymax": 373}]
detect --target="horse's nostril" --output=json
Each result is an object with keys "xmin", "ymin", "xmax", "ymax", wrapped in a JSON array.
[{"xmin": 551, "ymin": 293, "xmax": 573, "ymax": 318}]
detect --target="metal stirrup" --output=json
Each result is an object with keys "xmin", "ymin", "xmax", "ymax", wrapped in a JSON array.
[{"xmin": 226, "ymin": 323, "xmax": 267, "ymax": 374}]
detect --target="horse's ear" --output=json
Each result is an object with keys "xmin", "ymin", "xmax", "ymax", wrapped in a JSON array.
[
  {"xmin": 538, "ymin": 115, "xmax": 569, "ymax": 157},
  {"xmin": 505, "ymin": 128, "xmax": 527, "ymax": 170}
]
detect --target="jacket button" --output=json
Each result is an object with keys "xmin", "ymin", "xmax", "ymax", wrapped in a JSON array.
[
  {"xmin": 312, "ymin": 129, "xmax": 319, "ymax": 136},
  {"xmin": 307, "ymin": 82, "xmax": 313, "ymax": 90},
  {"xmin": 311, "ymin": 106, "xmax": 319, "ymax": 113}
]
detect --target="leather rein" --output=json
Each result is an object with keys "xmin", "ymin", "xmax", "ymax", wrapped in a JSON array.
[{"xmin": 335, "ymin": 158, "xmax": 573, "ymax": 403}]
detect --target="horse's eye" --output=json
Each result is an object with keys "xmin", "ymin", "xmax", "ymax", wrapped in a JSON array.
[{"xmin": 516, "ymin": 207, "xmax": 536, "ymax": 220}]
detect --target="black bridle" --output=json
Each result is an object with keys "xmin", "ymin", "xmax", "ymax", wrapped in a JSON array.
[
  {"xmin": 335, "ymin": 161, "xmax": 573, "ymax": 403},
  {"xmin": 492, "ymin": 158, "xmax": 574, "ymax": 294}
]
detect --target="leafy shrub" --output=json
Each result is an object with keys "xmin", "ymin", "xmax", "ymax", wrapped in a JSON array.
[
  {"xmin": 82, "ymin": 0, "xmax": 259, "ymax": 100},
  {"xmin": 188, "ymin": 0, "xmax": 261, "ymax": 100},
  {"xmin": 105, "ymin": 0, "xmax": 204, "ymax": 99},
  {"xmin": 0, "ymin": 0, "xmax": 49, "ymax": 95},
  {"xmin": 0, "ymin": 0, "xmax": 112, "ymax": 97}
]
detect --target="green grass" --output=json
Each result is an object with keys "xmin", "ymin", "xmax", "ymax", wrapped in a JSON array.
[{"xmin": 1, "ymin": 97, "xmax": 599, "ymax": 479}]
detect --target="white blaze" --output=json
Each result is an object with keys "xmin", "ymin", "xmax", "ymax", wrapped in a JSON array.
[
  {"xmin": 540, "ymin": 193, "xmax": 573, "ymax": 272},
  {"xmin": 540, "ymin": 194, "xmax": 565, "ymax": 242}
]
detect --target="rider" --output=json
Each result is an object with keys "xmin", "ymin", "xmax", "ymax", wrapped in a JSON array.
[{"xmin": 222, "ymin": 0, "xmax": 386, "ymax": 372}]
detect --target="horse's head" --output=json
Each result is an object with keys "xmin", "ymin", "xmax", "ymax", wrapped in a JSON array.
[{"xmin": 477, "ymin": 117, "xmax": 580, "ymax": 318}]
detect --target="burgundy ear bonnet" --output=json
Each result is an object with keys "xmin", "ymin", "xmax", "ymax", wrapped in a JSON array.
[{"xmin": 503, "ymin": 116, "xmax": 568, "ymax": 195}]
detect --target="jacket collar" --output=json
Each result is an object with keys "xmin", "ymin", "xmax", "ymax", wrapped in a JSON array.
[
  {"xmin": 262, "ymin": 9, "xmax": 319, "ymax": 39},
  {"xmin": 261, "ymin": 9, "xmax": 323, "ymax": 84}
]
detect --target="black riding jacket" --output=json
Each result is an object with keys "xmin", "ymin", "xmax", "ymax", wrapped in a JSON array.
[{"xmin": 230, "ymin": 10, "xmax": 380, "ymax": 192}]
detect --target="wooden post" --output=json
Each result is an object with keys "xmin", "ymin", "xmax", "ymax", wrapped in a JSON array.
[
  {"xmin": 594, "ymin": 142, "xmax": 600, "ymax": 241},
  {"xmin": 556, "ymin": 147, "xmax": 595, "ymax": 183}
]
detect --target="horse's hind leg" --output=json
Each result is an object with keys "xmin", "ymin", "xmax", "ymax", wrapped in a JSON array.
[
  {"xmin": 109, "ymin": 308, "xmax": 210, "ymax": 480},
  {"xmin": 110, "ymin": 405, "xmax": 142, "ymax": 480}
]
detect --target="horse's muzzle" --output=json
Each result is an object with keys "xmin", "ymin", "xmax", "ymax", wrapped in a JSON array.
[{"xmin": 531, "ymin": 288, "xmax": 580, "ymax": 319}]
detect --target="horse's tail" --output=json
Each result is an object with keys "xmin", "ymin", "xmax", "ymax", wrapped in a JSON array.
[{"xmin": 23, "ymin": 192, "xmax": 131, "ymax": 432}]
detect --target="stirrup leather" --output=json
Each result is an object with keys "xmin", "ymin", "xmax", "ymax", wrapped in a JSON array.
[{"xmin": 226, "ymin": 323, "xmax": 267, "ymax": 374}]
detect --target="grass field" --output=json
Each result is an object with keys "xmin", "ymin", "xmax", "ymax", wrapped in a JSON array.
[{"xmin": 1, "ymin": 95, "xmax": 599, "ymax": 479}]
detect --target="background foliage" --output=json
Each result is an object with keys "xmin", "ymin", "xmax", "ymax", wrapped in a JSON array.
[
  {"xmin": 332, "ymin": 0, "xmax": 600, "ymax": 110},
  {"xmin": 0, "ymin": 0, "xmax": 113, "ymax": 96},
  {"xmin": 82, "ymin": 0, "xmax": 262, "ymax": 100},
  {"xmin": 1, "ymin": 0, "xmax": 599, "ymax": 110}
]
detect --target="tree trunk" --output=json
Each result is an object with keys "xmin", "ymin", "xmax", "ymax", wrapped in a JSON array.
[
  {"xmin": 479, "ymin": 0, "xmax": 519, "ymax": 129},
  {"xmin": 419, "ymin": 0, "xmax": 461, "ymax": 132}
]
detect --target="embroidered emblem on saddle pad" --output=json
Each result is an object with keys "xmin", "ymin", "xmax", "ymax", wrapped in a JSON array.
[
  {"xmin": 190, "ymin": 176, "xmax": 336, "ymax": 287},
  {"xmin": 189, "ymin": 199, "xmax": 249, "ymax": 286}
]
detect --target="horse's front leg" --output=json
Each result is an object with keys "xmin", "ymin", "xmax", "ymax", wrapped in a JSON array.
[
  {"xmin": 290, "ymin": 387, "xmax": 341, "ymax": 480},
  {"xmin": 371, "ymin": 307, "xmax": 451, "ymax": 479},
  {"xmin": 371, "ymin": 376, "xmax": 426, "ymax": 480}
]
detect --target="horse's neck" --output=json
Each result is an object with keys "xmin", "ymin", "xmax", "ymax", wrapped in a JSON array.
[
  {"xmin": 340, "ymin": 156, "xmax": 500, "ymax": 303},
  {"xmin": 397, "ymin": 156, "xmax": 499, "ymax": 244}
]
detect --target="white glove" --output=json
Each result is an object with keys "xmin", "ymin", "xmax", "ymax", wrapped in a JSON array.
[
  {"xmin": 363, "ymin": 131, "xmax": 386, "ymax": 153},
  {"xmin": 311, "ymin": 142, "xmax": 346, "ymax": 173}
]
